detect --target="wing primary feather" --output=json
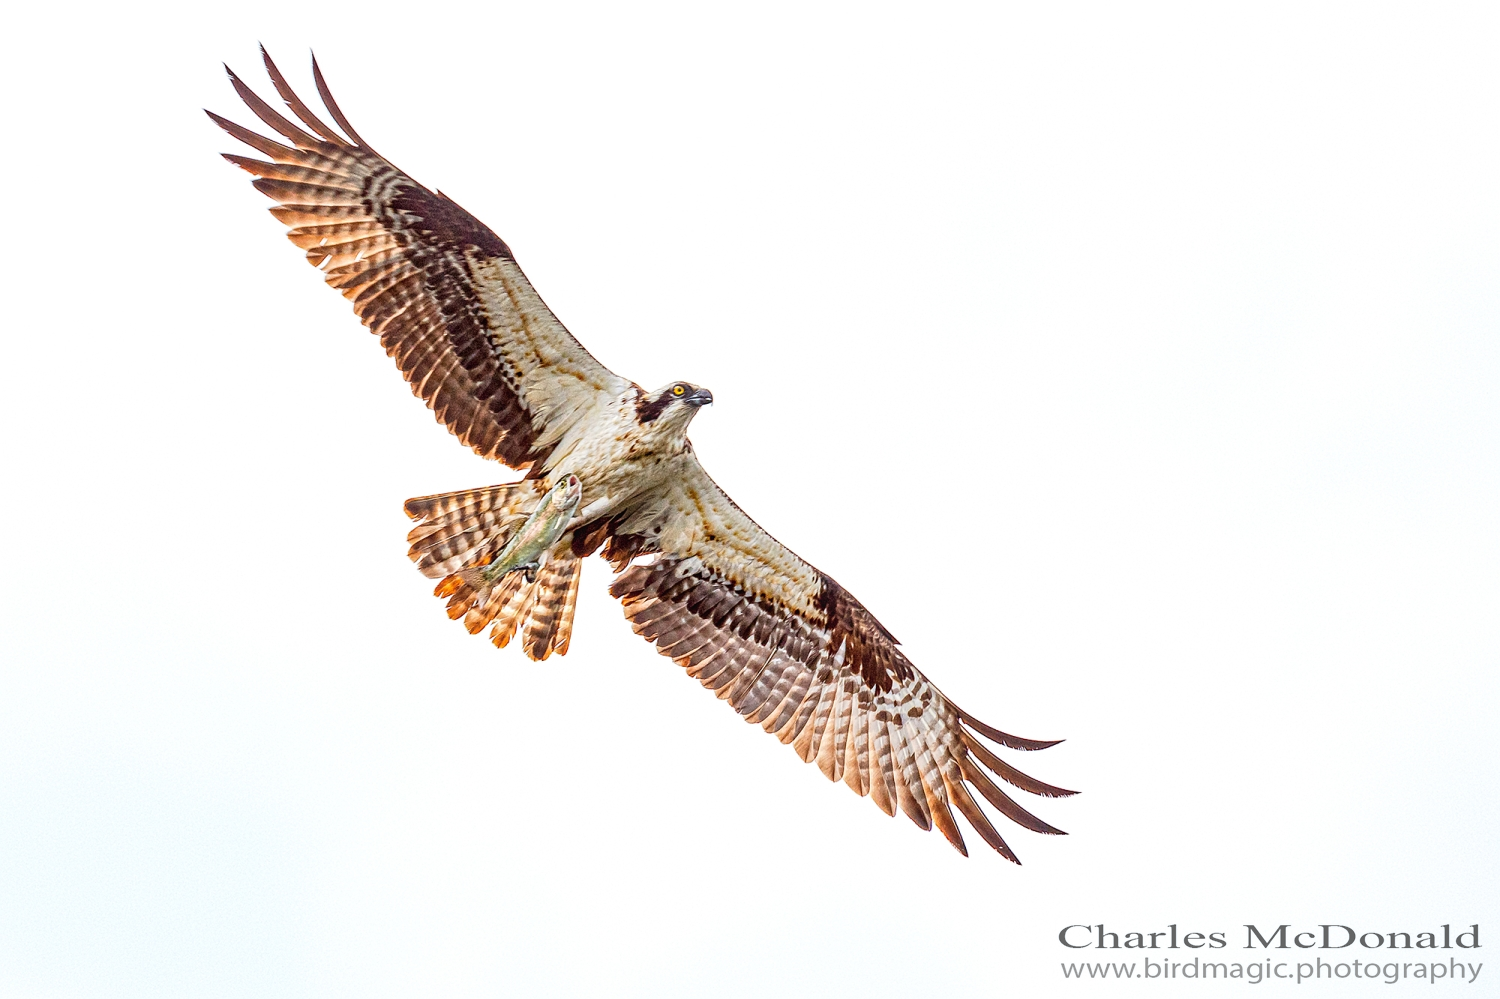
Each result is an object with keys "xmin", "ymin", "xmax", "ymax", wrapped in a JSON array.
[
  {"xmin": 934, "ymin": 811, "xmax": 968, "ymax": 856},
  {"xmin": 223, "ymin": 65, "xmax": 322, "ymax": 147},
  {"xmin": 221, "ymin": 153, "xmax": 354, "ymax": 188},
  {"xmin": 958, "ymin": 756, "xmax": 1068, "ymax": 835},
  {"xmin": 206, "ymin": 110, "xmax": 301, "ymax": 160},
  {"xmin": 311, "ymin": 52, "xmax": 375, "ymax": 152},
  {"xmin": 918, "ymin": 762, "xmax": 967, "ymax": 856},
  {"xmin": 958, "ymin": 710, "xmax": 1063, "ymax": 751},
  {"xmin": 960, "ymin": 731, "xmax": 1078, "ymax": 797},
  {"xmin": 259, "ymin": 45, "xmax": 350, "ymax": 146},
  {"xmin": 945, "ymin": 771, "xmax": 1019, "ymax": 863},
  {"xmin": 251, "ymin": 178, "xmax": 362, "ymax": 205}
]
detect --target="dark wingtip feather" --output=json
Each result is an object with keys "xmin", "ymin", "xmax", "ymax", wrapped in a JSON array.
[
  {"xmin": 260, "ymin": 45, "xmax": 350, "ymax": 146},
  {"xmin": 220, "ymin": 152, "xmax": 261, "ymax": 173},
  {"xmin": 960, "ymin": 757, "xmax": 1068, "ymax": 836},
  {"xmin": 310, "ymin": 51, "xmax": 375, "ymax": 152},
  {"xmin": 961, "ymin": 732, "xmax": 1080, "ymax": 798},
  {"xmin": 207, "ymin": 109, "xmax": 300, "ymax": 160},
  {"xmin": 224, "ymin": 61, "xmax": 323, "ymax": 148},
  {"xmin": 928, "ymin": 795, "xmax": 969, "ymax": 856},
  {"xmin": 959, "ymin": 710, "xmax": 1065, "ymax": 751},
  {"xmin": 947, "ymin": 776, "xmax": 1020, "ymax": 863}
]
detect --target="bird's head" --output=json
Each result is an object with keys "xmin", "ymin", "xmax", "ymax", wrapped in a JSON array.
[
  {"xmin": 547, "ymin": 474, "xmax": 583, "ymax": 512},
  {"xmin": 637, "ymin": 381, "xmax": 714, "ymax": 429}
]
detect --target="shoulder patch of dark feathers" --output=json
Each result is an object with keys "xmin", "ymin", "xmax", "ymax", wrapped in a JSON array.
[
  {"xmin": 609, "ymin": 559, "xmax": 914, "ymax": 693},
  {"xmin": 816, "ymin": 573, "xmax": 912, "ymax": 692},
  {"xmin": 610, "ymin": 559, "xmax": 825, "ymax": 666},
  {"xmin": 361, "ymin": 183, "xmax": 542, "ymax": 469},
  {"xmin": 385, "ymin": 183, "xmax": 514, "ymax": 259}
]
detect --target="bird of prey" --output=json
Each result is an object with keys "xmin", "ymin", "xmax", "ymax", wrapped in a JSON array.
[{"xmin": 211, "ymin": 48, "xmax": 1076, "ymax": 861}]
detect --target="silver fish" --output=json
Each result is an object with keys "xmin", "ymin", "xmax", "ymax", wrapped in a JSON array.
[{"xmin": 459, "ymin": 475, "xmax": 582, "ymax": 592}]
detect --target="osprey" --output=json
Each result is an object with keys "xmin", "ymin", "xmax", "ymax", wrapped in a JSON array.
[{"xmin": 212, "ymin": 49, "xmax": 1075, "ymax": 861}]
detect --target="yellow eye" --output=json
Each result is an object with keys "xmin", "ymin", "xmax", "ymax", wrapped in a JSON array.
[{"xmin": 672, "ymin": 384, "xmax": 686, "ymax": 396}]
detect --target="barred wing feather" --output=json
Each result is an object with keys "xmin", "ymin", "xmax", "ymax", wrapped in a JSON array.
[
  {"xmin": 603, "ymin": 457, "xmax": 1077, "ymax": 861},
  {"xmin": 214, "ymin": 50, "xmax": 1075, "ymax": 861},
  {"xmin": 211, "ymin": 48, "xmax": 628, "ymax": 472}
]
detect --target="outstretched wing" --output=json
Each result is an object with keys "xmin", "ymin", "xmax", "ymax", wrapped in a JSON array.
[
  {"xmin": 211, "ymin": 48, "xmax": 629, "ymax": 471},
  {"xmin": 589, "ymin": 456, "xmax": 1076, "ymax": 862}
]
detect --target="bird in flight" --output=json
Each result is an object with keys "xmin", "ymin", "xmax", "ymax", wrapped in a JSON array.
[{"xmin": 211, "ymin": 48, "xmax": 1075, "ymax": 861}]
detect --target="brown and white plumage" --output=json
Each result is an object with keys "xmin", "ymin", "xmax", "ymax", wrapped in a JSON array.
[
  {"xmin": 404, "ymin": 482, "xmax": 583, "ymax": 659},
  {"xmin": 214, "ymin": 48, "xmax": 1076, "ymax": 861},
  {"xmin": 211, "ymin": 53, "xmax": 627, "ymax": 472}
]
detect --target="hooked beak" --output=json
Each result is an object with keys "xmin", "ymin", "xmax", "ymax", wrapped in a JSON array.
[{"xmin": 685, "ymin": 388, "xmax": 714, "ymax": 408}]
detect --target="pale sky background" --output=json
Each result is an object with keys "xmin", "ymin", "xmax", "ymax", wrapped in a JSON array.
[{"xmin": 2, "ymin": 2, "xmax": 1497, "ymax": 997}]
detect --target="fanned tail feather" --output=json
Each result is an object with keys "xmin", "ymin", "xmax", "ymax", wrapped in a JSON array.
[
  {"xmin": 404, "ymin": 481, "xmax": 544, "ymax": 578},
  {"xmin": 515, "ymin": 555, "xmax": 583, "ymax": 659},
  {"xmin": 405, "ymin": 482, "xmax": 582, "ymax": 660}
]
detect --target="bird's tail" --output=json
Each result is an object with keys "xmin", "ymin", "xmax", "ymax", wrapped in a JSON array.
[{"xmin": 404, "ymin": 482, "xmax": 583, "ymax": 660}]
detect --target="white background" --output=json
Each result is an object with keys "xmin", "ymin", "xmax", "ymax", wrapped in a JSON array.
[{"xmin": 2, "ymin": 2, "xmax": 1496, "ymax": 996}]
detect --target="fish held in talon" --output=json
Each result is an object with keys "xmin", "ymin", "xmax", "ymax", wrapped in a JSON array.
[{"xmin": 459, "ymin": 476, "xmax": 582, "ymax": 593}]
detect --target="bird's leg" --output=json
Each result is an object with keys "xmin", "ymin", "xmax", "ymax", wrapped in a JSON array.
[{"xmin": 566, "ymin": 496, "xmax": 616, "ymax": 532}]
